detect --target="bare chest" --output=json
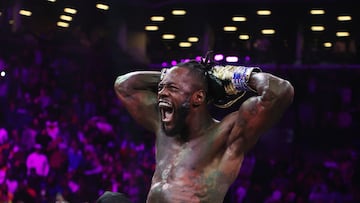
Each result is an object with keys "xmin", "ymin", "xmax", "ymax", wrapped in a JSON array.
[{"xmin": 148, "ymin": 139, "xmax": 230, "ymax": 202}]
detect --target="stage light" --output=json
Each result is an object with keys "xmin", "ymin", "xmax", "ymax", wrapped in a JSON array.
[
  {"xmin": 172, "ymin": 10, "xmax": 186, "ymax": 16},
  {"xmin": 162, "ymin": 34, "xmax": 175, "ymax": 40},
  {"xmin": 310, "ymin": 9, "xmax": 325, "ymax": 15},
  {"xmin": 171, "ymin": 60, "xmax": 177, "ymax": 66},
  {"xmin": 96, "ymin": 4, "xmax": 109, "ymax": 10},
  {"xmin": 232, "ymin": 16, "xmax": 246, "ymax": 22},
  {"xmin": 226, "ymin": 56, "xmax": 238, "ymax": 63},
  {"xmin": 188, "ymin": 37, "xmax": 199, "ymax": 42},
  {"xmin": 179, "ymin": 42, "xmax": 192, "ymax": 47},
  {"xmin": 257, "ymin": 10, "xmax": 271, "ymax": 16},
  {"xmin": 214, "ymin": 54, "xmax": 224, "ymax": 61},
  {"xmin": 64, "ymin": 8, "xmax": 77, "ymax": 14},
  {"xmin": 311, "ymin": 26, "xmax": 325, "ymax": 31},
  {"xmin": 60, "ymin": 15, "xmax": 72, "ymax": 21},
  {"xmin": 19, "ymin": 10, "xmax": 32, "ymax": 16},
  {"xmin": 261, "ymin": 29, "xmax": 275, "ymax": 35},
  {"xmin": 151, "ymin": 16, "xmax": 165, "ymax": 22},
  {"xmin": 336, "ymin": 32, "xmax": 350, "ymax": 37},
  {"xmin": 337, "ymin": 16, "xmax": 351, "ymax": 21},
  {"xmin": 161, "ymin": 62, "xmax": 168, "ymax": 67},
  {"xmin": 0, "ymin": 71, "xmax": 5, "ymax": 77},
  {"xmin": 223, "ymin": 26, "xmax": 237, "ymax": 32},
  {"xmin": 57, "ymin": 21, "xmax": 69, "ymax": 28},
  {"xmin": 239, "ymin": 34, "xmax": 249, "ymax": 40},
  {"xmin": 323, "ymin": 42, "xmax": 332, "ymax": 47},
  {"xmin": 145, "ymin": 25, "xmax": 158, "ymax": 31}
]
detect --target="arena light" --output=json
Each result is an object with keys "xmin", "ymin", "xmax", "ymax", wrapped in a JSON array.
[
  {"xmin": 239, "ymin": 34, "xmax": 249, "ymax": 40},
  {"xmin": 311, "ymin": 26, "xmax": 325, "ymax": 31},
  {"xmin": 0, "ymin": 71, "xmax": 5, "ymax": 77},
  {"xmin": 214, "ymin": 54, "xmax": 224, "ymax": 61},
  {"xmin": 145, "ymin": 25, "xmax": 158, "ymax": 31},
  {"xmin": 172, "ymin": 9, "xmax": 186, "ymax": 16},
  {"xmin": 336, "ymin": 31, "xmax": 350, "ymax": 37},
  {"xmin": 323, "ymin": 42, "xmax": 332, "ymax": 47},
  {"xmin": 179, "ymin": 42, "xmax": 192, "ymax": 47},
  {"xmin": 187, "ymin": 37, "xmax": 199, "ymax": 42},
  {"xmin": 162, "ymin": 34, "xmax": 176, "ymax": 40},
  {"xmin": 151, "ymin": 16, "xmax": 165, "ymax": 22},
  {"xmin": 47, "ymin": 0, "xmax": 56, "ymax": 2},
  {"xmin": 64, "ymin": 8, "xmax": 77, "ymax": 14},
  {"xmin": 226, "ymin": 56, "xmax": 239, "ymax": 63},
  {"xmin": 257, "ymin": 10, "xmax": 271, "ymax": 16},
  {"xmin": 261, "ymin": 29, "xmax": 275, "ymax": 35},
  {"xmin": 19, "ymin": 9, "xmax": 32, "ymax": 16},
  {"xmin": 60, "ymin": 15, "xmax": 72, "ymax": 21},
  {"xmin": 161, "ymin": 62, "xmax": 168, "ymax": 67},
  {"xmin": 337, "ymin": 15, "xmax": 351, "ymax": 21},
  {"xmin": 96, "ymin": 4, "xmax": 109, "ymax": 10},
  {"xmin": 171, "ymin": 60, "xmax": 177, "ymax": 66},
  {"xmin": 232, "ymin": 16, "xmax": 247, "ymax": 22},
  {"xmin": 57, "ymin": 21, "xmax": 69, "ymax": 28},
  {"xmin": 223, "ymin": 26, "xmax": 237, "ymax": 32},
  {"xmin": 310, "ymin": 9, "xmax": 325, "ymax": 15}
]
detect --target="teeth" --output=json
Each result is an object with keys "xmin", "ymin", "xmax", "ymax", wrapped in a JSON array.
[{"xmin": 159, "ymin": 101, "xmax": 172, "ymax": 108}]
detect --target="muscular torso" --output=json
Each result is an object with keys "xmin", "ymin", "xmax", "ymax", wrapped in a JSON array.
[{"xmin": 147, "ymin": 120, "xmax": 245, "ymax": 203}]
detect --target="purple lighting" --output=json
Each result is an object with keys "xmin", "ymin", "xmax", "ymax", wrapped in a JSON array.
[
  {"xmin": 245, "ymin": 56, "xmax": 251, "ymax": 62},
  {"xmin": 195, "ymin": 56, "xmax": 202, "ymax": 61},
  {"xmin": 171, "ymin": 60, "xmax": 177, "ymax": 66},
  {"xmin": 214, "ymin": 54, "xmax": 224, "ymax": 61},
  {"xmin": 161, "ymin": 62, "xmax": 168, "ymax": 67}
]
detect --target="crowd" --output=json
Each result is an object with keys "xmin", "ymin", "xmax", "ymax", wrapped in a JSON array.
[{"xmin": 0, "ymin": 29, "xmax": 359, "ymax": 203}]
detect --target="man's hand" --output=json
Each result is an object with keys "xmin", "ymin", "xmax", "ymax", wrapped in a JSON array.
[{"xmin": 208, "ymin": 65, "xmax": 261, "ymax": 108}]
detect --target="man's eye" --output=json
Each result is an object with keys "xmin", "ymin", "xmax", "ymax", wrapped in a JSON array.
[
  {"xmin": 169, "ymin": 86, "xmax": 178, "ymax": 91},
  {"xmin": 158, "ymin": 86, "xmax": 163, "ymax": 91}
]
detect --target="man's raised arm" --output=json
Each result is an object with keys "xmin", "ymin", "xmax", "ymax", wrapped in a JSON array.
[
  {"xmin": 114, "ymin": 71, "xmax": 161, "ymax": 132},
  {"xmin": 236, "ymin": 71, "xmax": 294, "ymax": 151},
  {"xmin": 211, "ymin": 65, "xmax": 294, "ymax": 152}
]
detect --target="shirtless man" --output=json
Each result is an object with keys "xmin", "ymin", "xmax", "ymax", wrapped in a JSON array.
[{"xmin": 114, "ymin": 59, "xmax": 294, "ymax": 203}]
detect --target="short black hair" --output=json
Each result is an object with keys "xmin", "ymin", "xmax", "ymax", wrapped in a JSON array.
[
  {"xmin": 176, "ymin": 60, "xmax": 208, "ymax": 90},
  {"xmin": 175, "ymin": 59, "xmax": 225, "ymax": 103}
]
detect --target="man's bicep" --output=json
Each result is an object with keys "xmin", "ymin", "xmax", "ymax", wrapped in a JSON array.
[
  {"xmin": 117, "ymin": 91, "xmax": 160, "ymax": 132},
  {"xmin": 236, "ymin": 96, "xmax": 282, "ymax": 150}
]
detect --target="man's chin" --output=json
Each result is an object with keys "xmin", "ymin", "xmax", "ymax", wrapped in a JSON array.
[{"xmin": 162, "ymin": 123, "xmax": 178, "ymax": 136}]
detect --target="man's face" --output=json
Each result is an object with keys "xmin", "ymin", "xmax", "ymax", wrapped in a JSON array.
[{"xmin": 157, "ymin": 67, "xmax": 194, "ymax": 136}]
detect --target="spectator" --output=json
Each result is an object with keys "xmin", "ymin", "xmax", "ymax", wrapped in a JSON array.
[{"xmin": 25, "ymin": 144, "xmax": 50, "ymax": 177}]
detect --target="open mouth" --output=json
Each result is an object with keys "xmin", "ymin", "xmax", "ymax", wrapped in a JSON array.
[{"xmin": 158, "ymin": 100, "xmax": 174, "ymax": 123}]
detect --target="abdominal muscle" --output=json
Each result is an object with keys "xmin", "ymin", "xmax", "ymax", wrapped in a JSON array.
[{"xmin": 146, "ymin": 163, "xmax": 230, "ymax": 203}]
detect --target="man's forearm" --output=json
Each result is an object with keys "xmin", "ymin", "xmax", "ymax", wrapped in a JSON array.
[
  {"xmin": 248, "ymin": 72, "xmax": 294, "ymax": 105},
  {"xmin": 114, "ymin": 71, "xmax": 161, "ymax": 96}
]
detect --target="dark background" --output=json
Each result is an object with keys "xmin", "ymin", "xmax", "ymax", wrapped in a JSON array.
[{"xmin": 0, "ymin": 0, "xmax": 359, "ymax": 202}]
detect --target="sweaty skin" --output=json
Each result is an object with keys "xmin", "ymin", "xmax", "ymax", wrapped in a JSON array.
[{"xmin": 114, "ymin": 65, "xmax": 294, "ymax": 203}]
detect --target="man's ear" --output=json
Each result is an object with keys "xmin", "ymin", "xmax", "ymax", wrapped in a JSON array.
[{"xmin": 192, "ymin": 90, "xmax": 206, "ymax": 107}]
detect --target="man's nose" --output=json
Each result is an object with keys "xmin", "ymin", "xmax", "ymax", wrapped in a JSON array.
[{"xmin": 158, "ymin": 87, "xmax": 169, "ymax": 96}]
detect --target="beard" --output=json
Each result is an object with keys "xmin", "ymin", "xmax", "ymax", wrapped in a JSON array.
[{"xmin": 162, "ymin": 99, "xmax": 190, "ymax": 136}]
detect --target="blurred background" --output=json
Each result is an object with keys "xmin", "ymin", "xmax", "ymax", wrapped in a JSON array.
[{"xmin": 0, "ymin": 0, "xmax": 359, "ymax": 202}]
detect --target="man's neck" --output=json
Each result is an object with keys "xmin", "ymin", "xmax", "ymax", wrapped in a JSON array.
[{"xmin": 185, "ymin": 108, "xmax": 214, "ymax": 140}]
